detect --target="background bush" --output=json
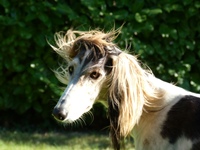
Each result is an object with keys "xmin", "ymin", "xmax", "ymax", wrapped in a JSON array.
[{"xmin": 0, "ymin": 0, "xmax": 200, "ymax": 130}]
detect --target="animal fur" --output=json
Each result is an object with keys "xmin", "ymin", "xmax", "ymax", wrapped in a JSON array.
[{"xmin": 51, "ymin": 28, "xmax": 200, "ymax": 150}]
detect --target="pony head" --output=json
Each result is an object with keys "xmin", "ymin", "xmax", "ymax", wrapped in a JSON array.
[
  {"xmin": 51, "ymin": 29, "xmax": 121, "ymax": 122},
  {"xmin": 51, "ymin": 29, "xmax": 163, "ymax": 149}
]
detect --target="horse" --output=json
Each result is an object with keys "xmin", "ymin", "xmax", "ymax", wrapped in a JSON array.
[{"xmin": 51, "ymin": 28, "xmax": 200, "ymax": 150}]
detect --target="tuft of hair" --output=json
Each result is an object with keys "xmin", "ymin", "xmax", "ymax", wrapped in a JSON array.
[
  {"xmin": 108, "ymin": 52, "xmax": 164, "ymax": 149},
  {"xmin": 50, "ymin": 28, "xmax": 122, "ymax": 60}
]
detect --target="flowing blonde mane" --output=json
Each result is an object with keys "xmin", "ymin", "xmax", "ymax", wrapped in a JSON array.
[{"xmin": 108, "ymin": 52, "xmax": 164, "ymax": 138}]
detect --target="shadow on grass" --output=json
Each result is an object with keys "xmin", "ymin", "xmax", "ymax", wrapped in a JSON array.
[{"xmin": 0, "ymin": 129, "xmax": 112, "ymax": 149}]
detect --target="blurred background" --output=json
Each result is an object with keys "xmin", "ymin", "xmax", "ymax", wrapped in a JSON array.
[{"xmin": 0, "ymin": 0, "xmax": 200, "ymax": 149}]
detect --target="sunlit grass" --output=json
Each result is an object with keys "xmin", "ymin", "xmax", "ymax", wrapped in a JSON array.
[{"xmin": 0, "ymin": 129, "xmax": 135, "ymax": 150}]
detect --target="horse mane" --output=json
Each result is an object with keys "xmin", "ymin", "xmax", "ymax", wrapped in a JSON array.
[
  {"xmin": 50, "ymin": 28, "xmax": 165, "ymax": 149},
  {"xmin": 107, "ymin": 52, "xmax": 165, "ymax": 149}
]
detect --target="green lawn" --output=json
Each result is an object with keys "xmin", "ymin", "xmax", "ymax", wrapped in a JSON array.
[{"xmin": 0, "ymin": 129, "xmax": 135, "ymax": 150}]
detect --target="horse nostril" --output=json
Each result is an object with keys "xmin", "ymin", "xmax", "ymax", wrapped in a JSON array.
[{"xmin": 52, "ymin": 108, "xmax": 68, "ymax": 121}]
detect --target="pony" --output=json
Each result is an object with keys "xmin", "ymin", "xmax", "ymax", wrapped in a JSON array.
[{"xmin": 51, "ymin": 28, "xmax": 200, "ymax": 150}]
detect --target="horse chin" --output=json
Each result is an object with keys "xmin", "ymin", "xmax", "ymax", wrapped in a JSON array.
[
  {"xmin": 58, "ymin": 116, "xmax": 78, "ymax": 124},
  {"xmin": 67, "ymin": 111, "xmax": 87, "ymax": 122}
]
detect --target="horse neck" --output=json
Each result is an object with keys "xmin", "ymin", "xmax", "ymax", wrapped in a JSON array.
[
  {"xmin": 144, "ymin": 75, "xmax": 187, "ymax": 111},
  {"xmin": 132, "ymin": 76, "xmax": 189, "ymax": 149}
]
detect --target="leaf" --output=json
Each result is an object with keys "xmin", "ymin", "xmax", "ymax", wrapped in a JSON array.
[
  {"xmin": 113, "ymin": 10, "xmax": 128, "ymax": 20},
  {"xmin": 184, "ymin": 53, "xmax": 196, "ymax": 64},
  {"xmin": 143, "ymin": 8, "xmax": 162, "ymax": 16},
  {"xmin": 0, "ymin": 0, "xmax": 10, "ymax": 7},
  {"xmin": 131, "ymin": 0, "xmax": 144, "ymax": 13},
  {"xmin": 164, "ymin": 4, "xmax": 183, "ymax": 12},
  {"xmin": 159, "ymin": 24, "xmax": 170, "ymax": 34},
  {"xmin": 135, "ymin": 13, "xmax": 147, "ymax": 23},
  {"xmin": 38, "ymin": 13, "xmax": 49, "ymax": 23},
  {"xmin": 195, "ymin": 1, "xmax": 200, "ymax": 8}
]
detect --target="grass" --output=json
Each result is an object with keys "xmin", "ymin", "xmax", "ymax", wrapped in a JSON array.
[{"xmin": 0, "ymin": 129, "xmax": 135, "ymax": 150}]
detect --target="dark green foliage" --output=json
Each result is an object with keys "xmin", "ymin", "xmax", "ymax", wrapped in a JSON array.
[{"xmin": 0, "ymin": 0, "xmax": 200, "ymax": 128}]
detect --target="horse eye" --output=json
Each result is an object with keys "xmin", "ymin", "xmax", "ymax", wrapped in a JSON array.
[
  {"xmin": 90, "ymin": 71, "xmax": 100, "ymax": 80},
  {"xmin": 68, "ymin": 66, "xmax": 74, "ymax": 75}
]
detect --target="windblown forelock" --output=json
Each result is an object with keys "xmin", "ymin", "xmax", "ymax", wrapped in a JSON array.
[
  {"xmin": 71, "ymin": 38, "xmax": 113, "ymax": 64},
  {"xmin": 75, "ymin": 42, "xmax": 105, "ymax": 60},
  {"xmin": 52, "ymin": 29, "xmax": 120, "ymax": 60}
]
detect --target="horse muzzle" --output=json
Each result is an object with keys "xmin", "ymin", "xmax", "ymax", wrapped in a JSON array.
[{"xmin": 52, "ymin": 107, "xmax": 68, "ymax": 122}]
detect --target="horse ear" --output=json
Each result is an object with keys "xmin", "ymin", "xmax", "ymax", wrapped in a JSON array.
[
  {"xmin": 104, "ymin": 48, "xmax": 121, "ymax": 74},
  {"xmin": 104, "ymin": 56, "xmax": 113, "ymax": 74}
]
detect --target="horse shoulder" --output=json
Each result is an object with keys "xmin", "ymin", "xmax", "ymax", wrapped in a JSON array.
[{"xmin": 134, "ymin": 78, "xmax": 200, "ymax": 150}]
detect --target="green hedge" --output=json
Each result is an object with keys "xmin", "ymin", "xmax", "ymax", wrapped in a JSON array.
[{"xmin": 1, "ymin": 0, "xmax": 200, "ymax": 128}]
